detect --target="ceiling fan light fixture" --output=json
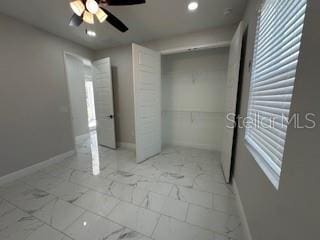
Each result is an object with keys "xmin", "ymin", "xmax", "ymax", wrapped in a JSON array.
[
  {"xmin": 83, "ymin": 10, "xmax": 95, "ymax": 24},
  {"xmin": 68, "ymin": 0, "xmax": 147, "ymax": 32},
  {"xmin": 96, "ymin": 8, "xmax": 108, "ymax": 23},
  {"xmin": 86, "ymin": 0, "xmax": 99, "ymax": 14},
  {"xmin": 70, "ymin": 0, "xmax": 85, "ymax": 16}
]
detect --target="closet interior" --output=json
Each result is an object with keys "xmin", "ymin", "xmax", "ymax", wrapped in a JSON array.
[{"xmin": 161, "ymin": 47, "xmax": 230, "ymax": 151}]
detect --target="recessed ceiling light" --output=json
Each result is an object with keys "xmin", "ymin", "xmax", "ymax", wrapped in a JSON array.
[
  {"xmin": 188, "ymin": 2, "xmax": 198, "ymax": 11},
  {"xmin": 86, "ymin": 29, "xmax": 96, "ymax": 37}
]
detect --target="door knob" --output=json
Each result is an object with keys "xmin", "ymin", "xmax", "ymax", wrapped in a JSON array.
[{"xmin": 107, "ymin": 115, "xmax": 113, "ymax": 119}]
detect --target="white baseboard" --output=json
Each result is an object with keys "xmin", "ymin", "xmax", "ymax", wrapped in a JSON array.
[
  {"xmin": 232, "ymin": 179, "xmax": 253, "ymax": 240},
  {"xmin": 118, "ymin": 142, "xmax": 136, "ymax": 150},
  {"xmin": 0, "ymin": 150, "xmax": 75, "ymax": 186}
]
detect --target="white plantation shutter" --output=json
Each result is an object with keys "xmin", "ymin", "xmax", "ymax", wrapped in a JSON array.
[{"xmin": 245, "ymin": 0, "xmax": 307, "ymax": 187}]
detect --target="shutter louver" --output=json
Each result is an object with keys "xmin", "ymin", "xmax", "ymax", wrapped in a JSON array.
[{"xmin": 245, "ymin": 0, "xmax": 307, "ymax": 188}]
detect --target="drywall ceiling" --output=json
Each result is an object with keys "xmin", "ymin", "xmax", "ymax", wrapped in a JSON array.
[{"xmin": 0, "ymin": 0, "xmax": 247, "ymax": 50}]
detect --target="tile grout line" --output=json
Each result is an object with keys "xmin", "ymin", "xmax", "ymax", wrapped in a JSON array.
[
  {"xmin": 150, "ymin": 212, "xmax": 162, "ymax": 239},
  {"xmin": 14, "ymin": 179, "xmax": 239, "ymax": 238},
  {"xmin": 62, "ymin": 210, "xmax": 88, "ymax": 237},
  {"xmin": 0, "ymin": 197, "xmax": 77, "ymax": 240},
  {"xmin": 2, "ymin": 176, "xmax": 237, "ymax": 218},
  {"xmin": 185, "ymin": 202, "xmax": 190, "ymax": 222},
  {"xmin": 212, "ymin": 192, "xmax": 215, "ymax": 210},
  {"xmin": 41, "ymin": 151, "xmax": 233, "ymax": 198},
  {"xmin": 183, "ymin": 202, "xmax": 241, "ymax": 239},
  {"xmin": 4, "ymin": 191, "xmax": 153, "ymax": 240},
  {"xmin": 66, "ymin": 205, "xmax": 154, "ymax": 240},
  {"xmin": 3, "ymin": 163, "xmax": 238, "ymax": 218},
  {"xmin": 1, "ymin": 146, "xmax": 240, "ymax": 239}
]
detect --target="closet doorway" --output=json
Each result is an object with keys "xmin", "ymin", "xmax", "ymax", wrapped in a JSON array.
[
  {"xmin": 132, "ymin": 23, "xmax": 244, "ymax": 182},
  {"xmin": 132, "ymin": 45, "xmax": 230, "ymax": 163},
  {"xmin": 161, "ymin": 47, "xmax": 229, "ymax": 152}
]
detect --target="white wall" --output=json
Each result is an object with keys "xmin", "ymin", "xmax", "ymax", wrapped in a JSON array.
[
  {"xmin": 64, "ymin": 54, "xmax": 90, "ymax": 138},
  {"xmin": 162, "ymin": 48, "xmax": 229, "ymax": 151},
  {"xmin": 144, "ymin": 25, "xmax": 236, "ymax": 53},
  {"xmin": 0, "ymin": 14, "xmax": 93, "ymax": 178},
  {"xmin": 233, "ymin": 1, "xmax": 320, "ymax": 240}
]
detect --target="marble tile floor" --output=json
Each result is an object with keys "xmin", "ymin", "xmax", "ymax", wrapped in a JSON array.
[{"xmin": 0, "ymin": 132, "xmax": 244, "ymax": 240}]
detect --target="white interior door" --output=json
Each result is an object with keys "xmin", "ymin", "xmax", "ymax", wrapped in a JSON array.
[
  {"xmin": 93, "ymin": 58, "xmax": 116, "ymax": 149},
  {"xmin": 221, "ymin": 22, "xmax": 244, "ymax": 182},
  {"xmin": 132, "ymin": 43, "xmax": 161, "ymax": 163}
]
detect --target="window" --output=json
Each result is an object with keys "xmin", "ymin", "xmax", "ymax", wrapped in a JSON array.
[{"xmin": 245, "ymin": 0, "xmax": 307, "ymax": 188}]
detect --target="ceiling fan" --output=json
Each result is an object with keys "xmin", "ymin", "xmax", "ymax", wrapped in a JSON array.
[{"xmin": 69, "ymin": 0, "xmax": 146, "ymax": 32}]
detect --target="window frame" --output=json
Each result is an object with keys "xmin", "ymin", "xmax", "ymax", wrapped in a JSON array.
[{"xmin": 244, "ymin": 0, "xmax": 307, "ymax": 189}]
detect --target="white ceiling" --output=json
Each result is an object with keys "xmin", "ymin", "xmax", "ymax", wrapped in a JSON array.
[{"xmin": 0, "ymin": 0, "xmax": 247, "ymax": 50}]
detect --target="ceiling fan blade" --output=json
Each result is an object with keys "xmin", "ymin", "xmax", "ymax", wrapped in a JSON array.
[
  {"xmin": 105, "ymin": 0, "xmax": 146, "ymax": 6},
  {"xmin": 69, "ymin": 14, "xmax": 83, "ymax": 27},
  {"xmin": 102, "ymin": 8, "xmax": 128, "ymax": 32}
]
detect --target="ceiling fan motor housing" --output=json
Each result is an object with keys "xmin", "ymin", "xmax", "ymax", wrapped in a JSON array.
[{"xmin": 69, "ymin": 0, "xmax": 146, "ymax": 32}]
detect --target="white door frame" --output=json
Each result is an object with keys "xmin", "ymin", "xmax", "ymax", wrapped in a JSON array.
[
  {"xmin": 221, "ymin": 22, "xmax": 245, "ymax": 183},
  {"xmin": 63, "ymin": 51, "xmax": 92, "ymax": 147}
]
